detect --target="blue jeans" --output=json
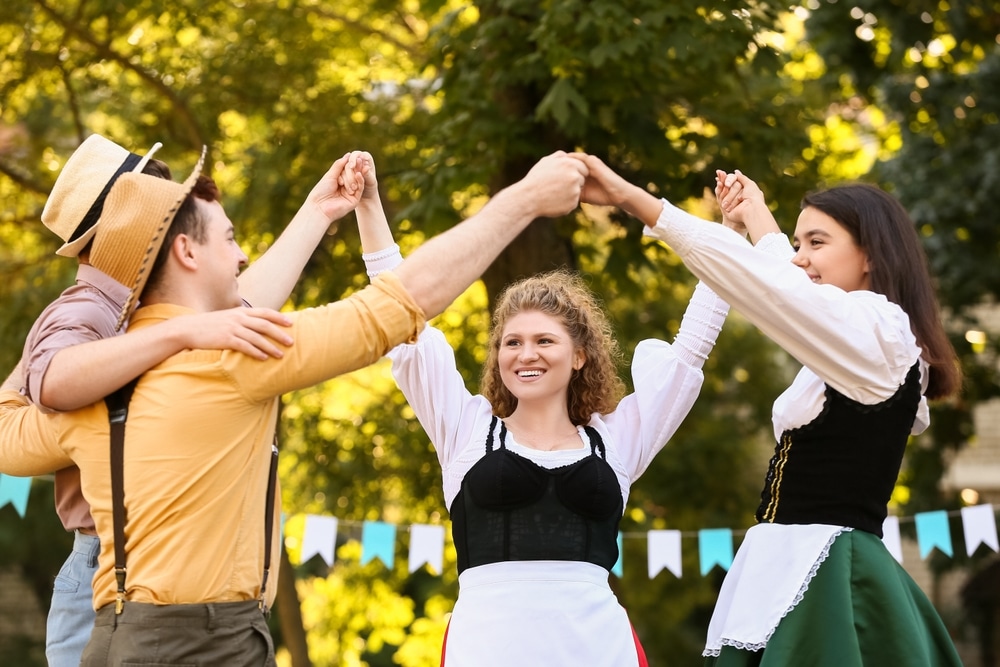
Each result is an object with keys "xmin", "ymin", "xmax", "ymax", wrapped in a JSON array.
[{"xmin": 46, "ymin": 531, "xmax": 99, "ymax": 667}]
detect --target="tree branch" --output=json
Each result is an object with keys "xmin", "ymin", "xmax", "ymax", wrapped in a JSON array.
[
  {"xmin": 35, "ymin": 0, "xmax": 207, "ymax": 152},
  {"xmin": 309, "ymin": 5, "xmax": 421, "ymax": 57},
  {"xmin": 0, "ymin": 158, "xmax": 49, "ymax": 196}
]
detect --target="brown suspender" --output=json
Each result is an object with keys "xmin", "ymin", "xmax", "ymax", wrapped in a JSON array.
[
  {"xmin": 104, "ymin": 382, "xmax": 278, "ymax": 615},
  {"xmin": 260, "ymin": 438, "xmax": 278, "ymax": 614},
  {"xmin": 105, "ymin": 379, "xmax": 137, "ymax": 615}
]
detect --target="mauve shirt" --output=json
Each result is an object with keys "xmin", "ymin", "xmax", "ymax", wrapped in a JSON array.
[{"xmin": 21, "ymin": 263, "xmax": 129, "ymax": 533}]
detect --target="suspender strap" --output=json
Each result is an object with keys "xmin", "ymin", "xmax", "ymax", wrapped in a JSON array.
[
  {"xmin": 259, "ymin": 436, "xmax": 278, "ymax": 613},
  {"xmin": 104, "ymin": 380, "xmax": 278, "ymax": 616},
  {"xmin": 485, "ymin": 415, "xmax": 498, "ymax": 453},
  {"xmin": 104, "ymin": 378, "xmax": 139, "ymax": 615}
]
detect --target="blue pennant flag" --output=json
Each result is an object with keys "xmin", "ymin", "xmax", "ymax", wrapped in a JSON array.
[
  {"xmin": 611, "ymin": 532, "xmax": 623, "ymax": 577},
  {"xmin": 361, "ymin": 521, "xmax": 396, "ymax": 568},
  {"xmin": 915, "ymin": 510, "xmax": 953, "ymax": 559},
  {"xmin": 0, "ymin": 474, "xmax": 32, "ymax": 517},
  {"xmin": 699, "ymin": 528, "xmax": 734, "ymax": 575}
]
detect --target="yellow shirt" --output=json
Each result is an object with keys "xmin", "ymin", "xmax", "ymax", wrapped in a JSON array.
[{"xmin": 0, "ymin": 272, "xmax": 423, "ymax": 609}]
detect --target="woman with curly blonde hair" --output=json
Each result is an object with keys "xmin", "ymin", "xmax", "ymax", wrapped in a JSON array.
[
  {"xmin": 479, "ymin": 269, "xmax": 625, "ymax": 424},
  {"xmin": 354, "ymin": 151, "xmax": 732, "ymax": 667}
]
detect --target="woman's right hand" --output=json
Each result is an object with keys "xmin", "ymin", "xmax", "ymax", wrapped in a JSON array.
[
  {"xmin": 715, "ymin": 170, "xmax": 747, "ymax": 236},
  {"xmin": 714, "ymin": 169, "xmax": 778, "ymax": 243}
]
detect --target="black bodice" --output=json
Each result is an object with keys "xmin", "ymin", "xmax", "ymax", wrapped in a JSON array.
[
  {"xmin": 756, "ymin": 362, "xmax": 922, "ymax": 537},
  {"xmin": 450, "ymin": 417, "xmax": 624, "ymax": 574}
]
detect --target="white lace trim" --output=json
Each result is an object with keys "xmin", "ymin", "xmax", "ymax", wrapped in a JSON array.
[{"xmin": 701, "ymin": 527, "xmax": 852, "ymax": 657}]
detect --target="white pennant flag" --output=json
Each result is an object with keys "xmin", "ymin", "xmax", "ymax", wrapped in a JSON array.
[
  {"xmin": 409, "ymin": 524, "xmax": 445, "ymax": 574},
  {"xmin": 301, "ymin": 515, "xmax": 338, "ymax": 566},
  {"xmin": 647, "ymin": 529, "xmax": 682, "ymax": 579},
  {"xmin": 881, "ymin": 515, "xmax": 903, "ymax": 564},
  {"xmin": 961, "ymin": 504, "xmax": 999, "ymax": 557}
]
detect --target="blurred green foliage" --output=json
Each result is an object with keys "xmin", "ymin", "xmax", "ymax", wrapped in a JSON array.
[{"xmin": 2, "ymin": 1, "xmax": 998, "ymax": 665}]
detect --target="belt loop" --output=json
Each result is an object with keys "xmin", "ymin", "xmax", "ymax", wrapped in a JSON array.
[
  {"xmin": 207, "ymin": 603, "xmax": 217, "ymax": 632},
  {"xmin": 86, "ymin": 533, "xmax": 101, "ymax": 568}
]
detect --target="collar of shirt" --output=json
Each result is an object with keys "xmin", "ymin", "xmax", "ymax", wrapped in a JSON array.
[
  {"xmin": 127, "ymin": 303, "xmax": 197, "ymax": 332},
  {"xmin": 76, "ymin": 263, "xmax": 129, "ymax": 309}
]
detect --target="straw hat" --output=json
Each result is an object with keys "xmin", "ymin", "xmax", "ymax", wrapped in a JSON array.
[
  {"xmin": 90, "ymin": 147, "xmax": 206, "ymax": 330},
  {"xmin": 41, "ymin": 134, "xmax": 164, "ymax": 257}
]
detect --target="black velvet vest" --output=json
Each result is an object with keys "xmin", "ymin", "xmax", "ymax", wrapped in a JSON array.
[
  {"xmin": 449, "ymin": 417, "xmax": 624, "ymax": 574},
  {"xmin": 756, "ymin": 362, "xmax": 922, "ymax": 537}
]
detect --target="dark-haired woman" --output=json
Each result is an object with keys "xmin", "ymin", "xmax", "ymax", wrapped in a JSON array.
[{"xmin": 577, "ymin": 156, "xmax": 963, "ymax": 666}]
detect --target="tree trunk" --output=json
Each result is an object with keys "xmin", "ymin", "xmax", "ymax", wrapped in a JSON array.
[
  {"xmin": 277, "ymin": 544, "xmax": 312, "ymax": 667},
  {"xmin": 481, "ymin": 148, "xmax": 576, "ymax": 310}
]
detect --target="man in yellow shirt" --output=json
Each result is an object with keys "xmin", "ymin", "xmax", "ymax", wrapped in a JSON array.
[{"xmin": 0, "ymin": 148, "xmax": 587, "ymax": 666}]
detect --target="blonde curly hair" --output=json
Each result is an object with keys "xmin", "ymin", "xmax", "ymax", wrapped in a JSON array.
[{"xmin": 480, "ymin": 269, "xmax": 626, "ymax": 424}]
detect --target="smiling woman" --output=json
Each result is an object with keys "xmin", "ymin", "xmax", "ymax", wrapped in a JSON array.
[
  {"xmin": 574, "ymin": 153, "xmax": 964, "ymax": 667},
  {"xmin": 385, "ymin": 269, "xmax": 728, "ymax": 667},
  {"xmin": 353, "ymin": 155, "xmax": 732, "ymax": 667},
  {"xmin": 790, "ymin": 207, "xmax": 871, "ymax": 293}
]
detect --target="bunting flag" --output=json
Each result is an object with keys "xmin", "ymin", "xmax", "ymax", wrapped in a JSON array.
[
  {"xmin": 647, "ymin": 529, "xmax": 682, "ymax": 579},
  {"xmin": 408, "ymin": 524, "xmax": 445, "ymax": 574},
  {"xmin": 0, "ymin": 474, "xmax": 31, "ymax": 517},
  {"xmin": 961, "ymin": 504, "xmax": 999, "ymax": 557},
  {"xmin": 915, "ymin": 510, "xmax": 954, "ymax": 559},
  {"xmin": 611, "ymin": 533, "xmax": 624, "ymax": 577},
  {"xmin": 301, "ymin": 515, "xmax": 338, "ymax": 566},
  {"xmin": 9, "ymin": 477, "xmax": 1000, "ymax": 581},
  {"xmin": 881, "ymin": 515, "xmax": 903, "ymax": 564},
  {"xmin": 361, "ymin": 521, "xmax": 396, "ymax": 568},
  {"xmin": 698, "ymin": 528, "xmax": 734, "ymax": 575}
]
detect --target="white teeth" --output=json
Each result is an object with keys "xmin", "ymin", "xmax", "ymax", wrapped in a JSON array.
[{"xmin": 518, "ymin": 370, "xmax": 542, "ymax": 377}]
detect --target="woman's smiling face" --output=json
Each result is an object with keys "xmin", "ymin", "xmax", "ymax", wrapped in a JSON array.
[
  {"xmin": 498, "ymin": 310, "xmax": 585, "ymax": 404},
  {"xmin": 792, "ymin": 206, "xmax": 871, "ymax": 293}
]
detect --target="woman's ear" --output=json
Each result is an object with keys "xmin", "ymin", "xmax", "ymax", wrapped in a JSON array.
[{"xmin": 573, "ymin": 349, "xmax": 586, "ymax": 371}]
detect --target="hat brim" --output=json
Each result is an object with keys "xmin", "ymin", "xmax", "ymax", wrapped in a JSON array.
[
  {"xmin": 109, "ymin": 146, "xmax": 205, "ymax": 330},
  {"xmin": 54, "ymin": 141, "xmax": 164, "ymax": 258}
]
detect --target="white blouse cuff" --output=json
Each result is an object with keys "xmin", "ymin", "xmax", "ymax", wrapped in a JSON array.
[
  {"xmin": 362, "ymin": 244, "xmax": 403, "ymax": 279},
  {"xmin": 673, "ymin": 281, "xmax": 729, "ymax": 368}
]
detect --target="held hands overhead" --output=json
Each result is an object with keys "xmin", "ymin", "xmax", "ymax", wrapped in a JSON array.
[
  {"xmin": 317, "ymin": 147, "xmax": 780, "ymax": 239},
  {"xmin": 511, "ymin": 150, "xmax": 590, "ymax": 219},
  {"xmin": 212, "ymin": 149, "xmax": 767, "ymax": 368},
  {"xmin": 304, "ymin": 152, "xmax": 369, "ymax": 223},
  {"xmin": 714, "ymin": 170, "xmax": 779, "ymax": 243}
]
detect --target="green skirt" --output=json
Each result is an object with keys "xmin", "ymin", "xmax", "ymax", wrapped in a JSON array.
[{"xmin": 706, "ymin": 530, "xmax": 962, "ymax": 667}]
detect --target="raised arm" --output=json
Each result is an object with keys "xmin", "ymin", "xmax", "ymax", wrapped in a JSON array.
[
  {"xmin": 575, "ymin": 154, "xmax": 663, "ymax": 227},
  {"xmin": 578, "ymin": 155, "xmax": 767, "ymax": 238},
  {"xmin": 236, "ymin": 152, "xmax": 366, "ymax": 308},
  {"xmin": 35, "ymin": 154, "xmax": 370, "ymax": 411},
  {"xmin": 348, "ymin": 151, "xmax": 401, "ymax": 270},
  {"xmin": 394, "ymin": 151, "xmax": 587, "ymax": 319},
  {"xmin": 713, "ymin": 169, "xmax": 780, "ymax": 244},
  {"xmin": 36, "ymin": 307, "xmax": 295, "ymax": 411}
]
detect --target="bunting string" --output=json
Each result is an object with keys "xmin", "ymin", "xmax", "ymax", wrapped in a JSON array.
[{"xmin": 3, "ymin": 474, "xmax": 997, "ymax": 579}]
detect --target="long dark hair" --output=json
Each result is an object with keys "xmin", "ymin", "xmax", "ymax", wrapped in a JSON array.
[{"xmin": 801, "ymin": 184, "xmax": 961, "ymax": 399}]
